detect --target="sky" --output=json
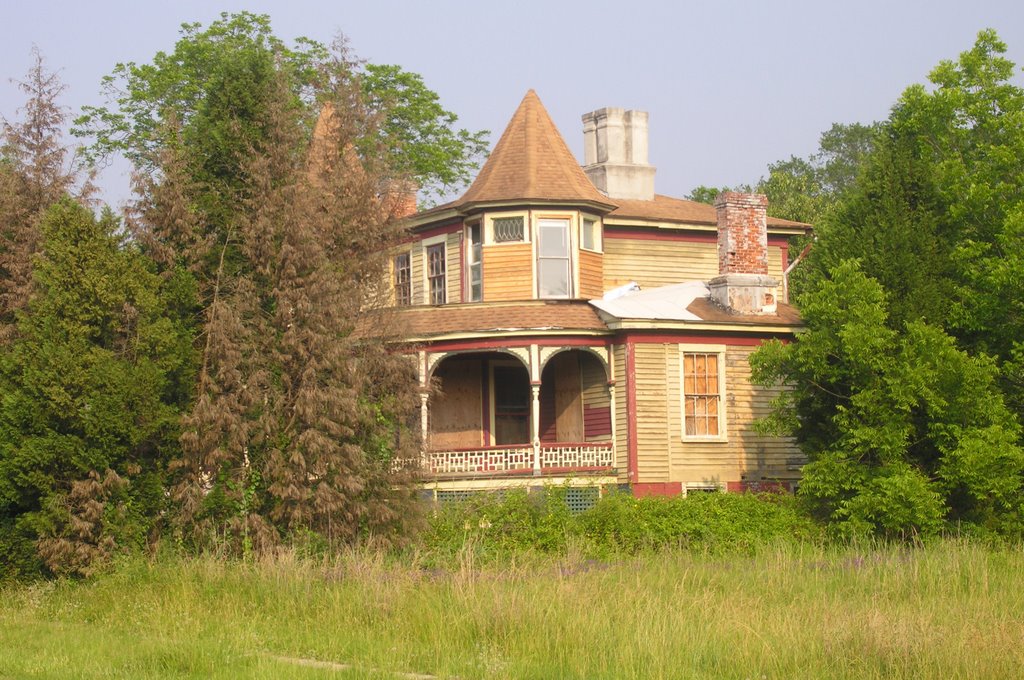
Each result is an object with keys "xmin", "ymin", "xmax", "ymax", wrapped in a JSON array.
[{"xmin": 2, "ymin": 0, "xmax": 1024, "ymax": 209}]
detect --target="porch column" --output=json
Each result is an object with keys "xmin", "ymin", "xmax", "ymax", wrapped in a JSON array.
[
  {"xmin": 419, "ymin": 391, "xmax": 430, "ymax": 471},
  {"xmin": 531, "ymin": 382, "xmax": 542, "ymax": 475},
  {"xmin": 608, "ymin": 381, "xmax": 617, "ymax": 468}
]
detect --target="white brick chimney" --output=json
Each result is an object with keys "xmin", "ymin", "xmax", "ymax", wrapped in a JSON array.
[
  {"xmin": 582, "ymin": 108, "xmax": 656, "ymax": 200},
  {"xmin": 708, "ymin": 192, "xmax": 779, "ymax": 315}
]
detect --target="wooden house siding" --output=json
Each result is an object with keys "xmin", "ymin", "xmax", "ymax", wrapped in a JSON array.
[
  {"xmin": 603, "ymin": 235, "xmax": 786, "ymax": 291},
  {"xmin": 627, "ymin": 342, "xmax": 801, "ymax": 486},
  {"xmin": 633, "ymin": 343, "xmax": 672, "ymax": 482},
  {"xmin": 482, "ymin": 243, "xmax": 533, "ymax": 301},
  {"xmin": 446, "ymin": 233, "xmax": 462, "ymax": 303},
  {"xmin": 578, "ymin": 249, "xmax": 604, "ymax": 298},
  {"xmin": 612, "ymin": 343, "xmax": 628, "ymax": 476},
  {"xmin": 410, "ymin": 245, "xmax": 425, "ymax": 305},
  {"xmin": 580, "ymin": 353, "xmax": 611, "ymax": 441}
]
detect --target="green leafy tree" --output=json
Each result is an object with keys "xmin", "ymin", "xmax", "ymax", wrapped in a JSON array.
[
  {"xmin": 752, "ymin": 262, "xmax": 1024, "ymax": 539},
  {"xmin": 73, "ymin": 12, "xmax": 487, "ymax": 207},
  {"xmin": 0, "ymin": 199, "xmax": 193, "ymax": 577}
]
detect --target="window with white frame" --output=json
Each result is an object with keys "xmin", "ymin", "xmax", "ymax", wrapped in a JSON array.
[
  {"xmin": 393, "ymin": 252, "xmax": 411, "ymax": 306},
  {"xmin": 466, "ymin": 223, "xmax": 482, "ymax": 301},
  {"xmin": 426, "ymin": 243, "xmax": 446, "ymax": 305},
  {"xmin": 581, "ymin": 217, "xmax": 601, "ymax": 252},
  {"xmin": 492, "ymin": 215, "xmax": 525, "ymax": 243},
  {"xmin": 537, "ymin": 217, "xmax": 571, "ymax": 299},
  {"xmin": 681, "ymin": 349, "xmax": 725, "ymax": 438}
]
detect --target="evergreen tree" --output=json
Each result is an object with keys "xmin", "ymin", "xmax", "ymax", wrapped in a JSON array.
[{"xmin": 0, "ymin": 199, "xmax": 193, "ymax": 577}]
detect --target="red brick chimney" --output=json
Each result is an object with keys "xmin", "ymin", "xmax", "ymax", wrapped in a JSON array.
[
  {"xmin": 709, "ymin": 192, "xmax": 778, "ymax": 315},
  {"xmin": 385, "ymin": 181, "xmax": 419, "ymax": 220}
]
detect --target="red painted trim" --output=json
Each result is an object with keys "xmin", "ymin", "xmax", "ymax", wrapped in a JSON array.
[
  {"xmin": 426, "ymin": 337, "xmax": 607, "ymax": 353},
  {"xmin": 605, "ymin": 228, "xmax": 715, "ymax": 243},
  {"xmin": 541, "ymin": 465, "xmax": 613, "ymax": 475},
  {"xmin": 632, "ymin": 482, "xmax": 683, "ymax": 497},
  {"xmin": 620, "ymin": 332, "xmax": 784, "ymax": 346},
  {"xmin": 604, "ymin": 228, "xmax": 791, "ymax": 249},
  {"xmin": 626, "ymin": 339, "xmax": 638, "ymax": 483},
  {"xmin": 407, "ymin": 220, "xmax": 464, "ymax": 241}
]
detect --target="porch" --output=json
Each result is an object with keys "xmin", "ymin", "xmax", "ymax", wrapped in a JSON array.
[{"xmin": 418, "ymin": 347, "xmax": 616, "ymax": 479}]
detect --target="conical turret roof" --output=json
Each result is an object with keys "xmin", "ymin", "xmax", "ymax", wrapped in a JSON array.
[{"xmin": 453, "ymin": 90, "xmax": 616, "ymax": 211}]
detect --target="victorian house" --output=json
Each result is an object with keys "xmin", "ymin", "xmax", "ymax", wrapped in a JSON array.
[{"xmin": 388, "ymin": 91, "xmax": 810, "ymax": 504}]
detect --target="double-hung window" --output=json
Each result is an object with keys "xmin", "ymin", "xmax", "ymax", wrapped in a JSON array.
[
  {"xmin": 537, "ymin": 218, "xmax": 571, "ymax": 298},
  {"xmin": 467, "ymin": 224, "xmax": 482, "ymax": 301},
  {"xmin": 393, "ymin": 252, "xmax": 411, "ymax": 306},
  {"xmin": 681, "ymin": 350, "xmax": 725, "ymax": 438},
  {"xmin": 427, "ymin": 243, "xmax": 446, "ymax": 305}
]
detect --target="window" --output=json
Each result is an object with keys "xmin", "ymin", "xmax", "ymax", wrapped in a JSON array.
[
  {"xmin": 467, "ymin": 223, "xmax": 482, "ymax": 301},
  {"xmin": 393, "ymin": 252, "xmax": 411, "ymax": 306},
  {"xmin": 537, "ymin": 218, "xmax": 571, "ymax": 298},
  {"xmin": 427, "ymin": 243, "xmax": 446, "ymax": 305},
  {"xmin": 682, "ymin": 351, "xmax": 723, "ymax": 438},
  {"xmin": 581, "ymin": 217, "xmax": 599, "ymax": 251},
  {"xmin": 493, "ymin": 216, "xmax": 525, "ymax": 242}
]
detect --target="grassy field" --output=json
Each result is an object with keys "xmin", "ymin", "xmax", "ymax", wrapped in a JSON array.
[{"xmin": 1, "ymin": 540, "xmax": 1022, "ymax": 679}]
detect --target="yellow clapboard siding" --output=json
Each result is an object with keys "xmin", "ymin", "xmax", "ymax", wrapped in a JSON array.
[
  {"xmin": 578, "ymin": 249, "xmax": 604, "ymax": 298},
  {"xmin": 604, "ymin": 238, "xmax": 717, "ymax": 289},
  {"xmin": 410, "ymin": 246, "xmax": 424, "ymax": 305},
  {"xmin": 446, "ymin": 233, "xmax": 462, "ymax": 303},
  {"xmin": 604, "ymin": 237, "xmax": 788, "ymax": 290},
  {"xmin": 613, "ymin": 344, "xmax": 628, "ymax": 477},
  {"xmin": 483, "ymin": 243, "xmax": 533, "ymax": 301}
]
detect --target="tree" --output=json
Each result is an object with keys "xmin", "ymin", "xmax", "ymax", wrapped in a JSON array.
[
  {"xmin": 0, "ymin": 199, "xmax": 193, "ymax": 577},
  {"xmin": 161, "ymin": 73, "xmax": 420, "ymax": 552},
  {"xmin": 0, "ymin": 49, "xmax": 91, "ymax": 340},
  {"xmin": 73, "ymin": 12, "xmax": 487, "ymax": 206},
  {"xmin": 751, "ymin": 262, "xmax": 1024, "ymax": 539},
  {"xmin": 752, "ymin": 31, "xmax": 1024, "ymax": 538}
]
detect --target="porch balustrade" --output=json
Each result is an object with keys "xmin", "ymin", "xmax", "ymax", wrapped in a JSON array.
[{"xmin": 424, "ymin": 442, "xmax": 614, "ymax": 476}]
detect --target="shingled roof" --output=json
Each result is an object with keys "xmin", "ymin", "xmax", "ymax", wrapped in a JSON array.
[
  {"xmin": 609, "ymin": 194, "xmax": 809, "ymax": 229},
  {"xmin": 453, "ymin": 90, "xmax": 616, "ymax": 212}
]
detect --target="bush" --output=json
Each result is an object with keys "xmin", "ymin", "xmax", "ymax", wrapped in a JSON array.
[{"xmin": 421, "ymin": 487, "xmax": 821, "ymax": 561}]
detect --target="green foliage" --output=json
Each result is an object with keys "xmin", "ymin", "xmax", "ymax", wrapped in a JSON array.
[
  {"xmin": 423, "ymin": 488, "xmax": 820, "ymax": 560},
  {"xmin": 73, "ymin": 12, "xmax": 487, "ymax": 206},
  {"xmin": 0, "ymin": 199, "xmax": 195, "ymax": 577},
  {"xmin": 751, "ymin": 261, "xmax": 1024, "ymax": 539}
]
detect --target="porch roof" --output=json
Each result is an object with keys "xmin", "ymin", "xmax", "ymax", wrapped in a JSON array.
[{"xmin": 393, "ymin": 300, "xmax": 609, "ymax": 339}]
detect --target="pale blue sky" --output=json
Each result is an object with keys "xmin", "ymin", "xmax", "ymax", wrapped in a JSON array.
[{"xmin": 3, "ymin": 0, "xmax": 1023, "ymax": 208}]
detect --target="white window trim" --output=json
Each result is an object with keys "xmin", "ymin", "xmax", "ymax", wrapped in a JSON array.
[
  {"xmin": 580, "ymin": 215, "xmax": 603, "ymax": 254},
  {"xmin": 464, "ymin": 221, "xmax": 482, "ymax": 302},
  {"xmin": 679, "ymin": 344, "xmax": 728, "ymax": 442},
  {"xmin": 422, "ymin": 234, "xmax": 448, "ymax": 306}
]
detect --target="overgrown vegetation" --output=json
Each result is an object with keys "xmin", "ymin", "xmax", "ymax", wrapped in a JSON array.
[
  {"xmin": 3, "ymin": 539, "xmax": 1022, "ymax": 679},
  {"xmin": 750, "ymin": 30, "xmax": 1024, "ymax": 540},
  {"xmin": 424, "ymin": 488, "xmax": 821, "ymax": 560}
]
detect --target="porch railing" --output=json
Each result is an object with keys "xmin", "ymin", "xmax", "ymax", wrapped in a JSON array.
[{"xmin": 422, "ymin": 442, "xmax": 614, "ymax": 476}]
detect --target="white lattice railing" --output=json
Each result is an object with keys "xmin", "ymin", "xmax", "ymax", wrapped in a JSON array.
[
  {"xmin": 429, "ymin": 446, "xmax": 533, "ymax": 474},
  {"xmin": 540, "ymin": 443, "xmax": 614, "ymax": 469},
  {"xmin": 424, "ymin": 442, "xmax": 614, "ymax": 476}
]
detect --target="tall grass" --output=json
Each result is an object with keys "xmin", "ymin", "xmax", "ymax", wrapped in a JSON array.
[{"xmin": 2, "ymin": 540, "xmax": 1022, "ymax": 678}]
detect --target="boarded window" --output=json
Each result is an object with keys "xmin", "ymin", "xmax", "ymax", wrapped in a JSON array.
[
  {"xmin": 427, "ymin": 243, "xmax": 446, "ymax": 305},
  {"xmin": 493, "ymin": 216, "xmax": 525, "ymax": 242},
  {"xmin": 393, "ymin": 252, "xmax": 411, "ymax": 305},
  {"xmin": 682, "ymin": 352, "xmax": 721, "ymax": 437}
]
